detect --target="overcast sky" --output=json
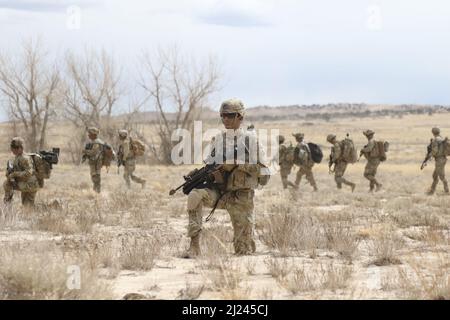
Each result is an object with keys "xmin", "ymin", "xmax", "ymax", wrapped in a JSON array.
[{"xmin": 1, "ymin": 0, "xmax": 450, "ymax": 119}]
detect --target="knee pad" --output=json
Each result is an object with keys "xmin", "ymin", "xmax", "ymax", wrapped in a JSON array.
[{"xmin": 187, "ymin": 190, "xmax": 203, "ymax": 211}]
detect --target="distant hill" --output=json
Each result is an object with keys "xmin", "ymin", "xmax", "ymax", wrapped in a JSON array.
[{"xmin": 114, "ymin": 103, "xmax": 450, "ymax": 123}]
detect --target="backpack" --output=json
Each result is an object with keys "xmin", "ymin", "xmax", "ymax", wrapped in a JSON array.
[
  {"xmin": 102, "ymin": 143, "xmax": 116, "ymax": 167},
  {"xmin": 370, "ymin": 140, "xmax": 389, "ymax": 161},
  {"xmin": 444, "ymin": 138, "xmax": 450, "ymax": 156},
  {"xmin": 130, "ymin": 138, "xmax": 145, "ymax": 157},
  {"xmin": 30, "ymin": 148, "xmax": 60, "ymax": 188},
  {"xmin": 339, "ymin": 137, "xmax": 358, "ymax": 163},
  {"xmin": 307, "ymin": 143, "xmax": 323, "ymax": 163}
]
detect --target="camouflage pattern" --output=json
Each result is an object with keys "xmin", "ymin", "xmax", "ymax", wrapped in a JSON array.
[
  {"xmin": 330, "ymin": 139, "xmax": 355, "ymax": 190},
  {"xmin": 361, "ymin": 133, "xmax": 382, "ymax": 191},
  {"xmin": 10, "ymin": 137, "xmax": 24, "ymax": 149},
  {"xmin": 118, "ymin": 136, "xmax": 146, "ymax": 188},
  {"xmin": 278, "ymin": 142, "xmax": 295, "ymax": 189},
  {"xmin": 88, "ymin": 127, "xmax": 100, "ymax": 135},
  {"xmin": 429, "ymin": 134, "xmax": 448, "ymax": 194},
  {"xmin": 185, "ymin": 128, "xmax": 268, "ymax": 256},
  {"xmin": 294, "ymin": 141, "xmax": 317, "ymax": 191},
  {"xmin": 83, "ymin": 137, "xmax": 104, "ymax": 193},
  {"xmin": 3, "ymin": 153, "xmax": 40, "ymax": 206},
  {"xmin": 292, "ymin": 133, "xmax": 317, "ymax": 190},
  {"xmin": 220, "ymin": 99, "xmax": 245, "ymax": 116}
]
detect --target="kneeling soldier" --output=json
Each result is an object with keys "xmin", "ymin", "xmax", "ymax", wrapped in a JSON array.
[
  {"xmin": 183, "ymin": 99, "xmax": 270, "ymax": 258},
  {"xmin": 3, "ymin": 137, "xmax": 40, "ymax": 207}
]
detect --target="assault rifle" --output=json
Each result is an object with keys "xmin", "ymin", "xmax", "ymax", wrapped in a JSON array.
[
  {"xmin": 420, "ymin": 140, "xmax": 433, "ymax": 170},
  {"xmin": 81, "ymin": 142, "xmax": 93, "ymax": 164},
  {"xmin": 6, "ymin": 160, "xmax": 18, "ymax": 190},
  {"xmin": 169, "ymin": 163, "xmax": 225, "ymax": 196},
  {"xmin": 38, "ymin": 148, "xmax": 60, "ymax": 168}
]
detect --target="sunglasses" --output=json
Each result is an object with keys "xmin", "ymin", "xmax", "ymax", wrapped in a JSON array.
[{"xmin": 221, "ymin": 113, "xmax": 238, "ymax": 119}]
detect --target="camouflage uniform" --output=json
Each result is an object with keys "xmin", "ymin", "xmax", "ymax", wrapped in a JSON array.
[
  {"xmin": 83, "ymin": 127, "xmax": 103, "ymax": 193},
  {"xmin": 327, "ymin": 134, "xmax": 355, "ymax": 191},
  {"xmin": 277, "ymin": 136, "xmax": 295, "ymax": 189},
  {"xmin": 361, "ymin": 130, "xmax": 382, "ymax": 192},
  {"xmin": 428, "ymin": 128, "xmax": 448, "ymax": 194},
  {"xmin": 118, "ymin": 130, "xmax": 146, "ymax": 188},
  {"xmin": 3, "ymin": 137, "xmax": 40, "ymax": 207},
  {"xmin": 293, "ymin": 133, "xmax": 318, "ymax": 191},
  {"xmin": 184, "ymin": 99, "xmax": 270, "ymax": 257}
]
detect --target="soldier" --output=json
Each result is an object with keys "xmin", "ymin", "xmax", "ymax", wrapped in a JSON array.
[
  {"xmin": 82, "ymin": 127, "xmax": 104, "ymax": 193},
  {"xmin": 360, "ymin": 130, "xmax": 382, "ymax": 192},
  {"xmin": 118, "ymin": 130, "xmax": 146, "ymax": 189},
  {"xmin": 327, "ymin": 134, "xmax": 356, "ymax": 191},
  {"xmin": 293, "ymin": 133, "xmax": 318, "ymax": 191},
  {"xmin": 3, "ymin": 137, "xmax": 40, "ymax": 207},
  {"xmin": 276, "ymin": 135, "xmax": 295, "ymax": 189},
  {"xmin": 183, "ymin": 99, "xmax": 270, "ymax": 258},
  {"xmin": 426, "ymin": 127, "xmax": 449, "ymax": 195}
]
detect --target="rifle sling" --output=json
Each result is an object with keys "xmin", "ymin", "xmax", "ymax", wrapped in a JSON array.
[{"xmin": 205, "ymin": 165, "xmax": 238, "ymax": 222}]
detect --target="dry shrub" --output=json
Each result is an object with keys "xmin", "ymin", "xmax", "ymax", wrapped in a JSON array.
[
  {"xmin": 0, "ymin": 244, "xmax": 112, "ymax": 299},
  {"xmin": 33, "ymin": 210, "xmax": 76, "ymax": 234},
  {"xmin": 319, "ymin": 262, "xmax": 353, "ymax": 291},
  {"xmin": 369, "ymin": 228, "xmax": 403, "ymax": 266},
  {"xmin": 279, "ymin": 265, "xmax": 316, "ymax": 295},
  {"xmin": 206, "ymin": 259, "xmax": 244, "ymax": 293},
  {"xmin": 397, "ymin": 258, "xmax": 450, "ymax": 300},
  {"xmin": 322, "ymin": 219, "xmax": 360, "ymax": 262},
  {"xmin": 199, "ymin": 226, "xmax": 233, "ymax": 270},
  {"xmin": 259, "ymin": 212, "xmax": 324, "ymax": 256},
  {"xmin": 244, "ymin": 257, "xmax": 257, "ymax": 276},
  {"xmin": 391, "ymin": 209, "xmax": 443, "ymax": 229},
  {"xmin": 119, "ymin": 235, "xmax": 162, "ymax": 271},
  {"xmin": 0, "ymin": 205, "xmax": 18, "ymax": 227},
  {"xmin": 264, "ymin": 257, "xmax": 293, "ymax": 280}
]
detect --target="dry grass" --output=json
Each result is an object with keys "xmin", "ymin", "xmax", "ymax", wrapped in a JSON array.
[
  {"xmin": 369, "ymin": 227, "xmax": 404, "ymax": 266},
  {"xmin": 0, "ymin": 244, "xmax": 112, "ymax": 299},
  {"xmin": 0, "ymin": 113, "xmax": 449, "ymax": 299}
]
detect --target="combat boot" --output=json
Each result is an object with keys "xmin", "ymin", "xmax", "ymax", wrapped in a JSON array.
[
  {"xmin": 182, "ymin": 234, "xmax": 201, "ymax": 259},
  {"xmin": 375, "ymin": 183, "xmax": 382, "ymax": 192}
]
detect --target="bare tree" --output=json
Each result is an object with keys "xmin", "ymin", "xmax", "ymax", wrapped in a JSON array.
[
  {"xmin": 0, "ymin": 39, "xmax": 60, "ymax": 151},
  {"xmin": 139, "ymin": 47, "xmax": 221, "ymax": 164},
  {"xmin": 63, "ymin": 49, "xmax": 122, "ymax": 163},
  {"xmin": 63, "ymin": 49, "xmax": 122, "ymax": 137}
]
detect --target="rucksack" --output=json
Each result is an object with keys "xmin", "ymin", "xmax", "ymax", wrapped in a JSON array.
[
  {"xmin": 444, "ymin": 138, "xmax": 450, "ymax": 156},
  {"xmin": 307, "ymin": 143, "xmax": 323, "ymax": 163},
  {"xmin": 339, "ymin": 137, "xmax": 357, "ymax": 163},
  {"xmin": 130, "ymin": 138, "xmax": 145, "ymax": 157},
  {"xmin": 30, "ymin": 148, "xmax": 60, "ymax": 188},
  {"xmin": 102, "ymin": 143, "xmax": 116, "ymax": 167},
  {"xmin": 370, "ymin": 140, "xmax": 389, "ymax": 161}
]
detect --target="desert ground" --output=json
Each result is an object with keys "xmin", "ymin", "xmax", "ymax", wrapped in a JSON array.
[{"xmin": 0, "ymin": 112, "xmax": 449, "ymax": 300}]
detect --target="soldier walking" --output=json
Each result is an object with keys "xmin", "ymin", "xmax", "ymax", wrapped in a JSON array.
[
  {"xmin": 276, "ymin": 135, "xmax": 295, "ymax": 189},
  {"xmin": 118, "ymin": 130, "xmax": 146, "ymax": 189},
  {"xmin": 327, "ymin": 134, "xmax": 356, "ymax": 191},
  {"xmin": 82, "ymin": 127, "xmax": 104, "ymax": 193},
  {"xmin": 293, "ymin": 133, "xmax": 318, "ymax": 191},
  {"xmin": 425, "ymin": 127, "xmax": 449, "ymax": 195},
  {"xmin": 360, "ymin": 130, "xmax": 382, "ymax": 192}
]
